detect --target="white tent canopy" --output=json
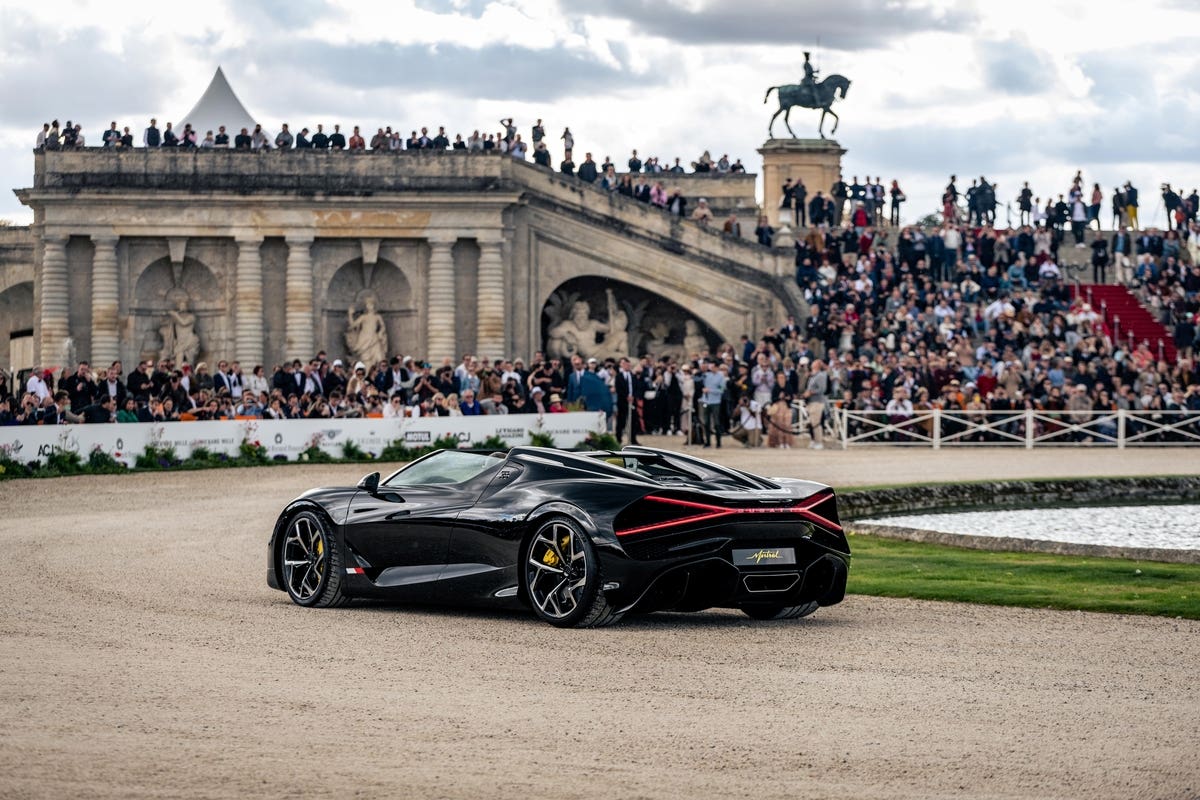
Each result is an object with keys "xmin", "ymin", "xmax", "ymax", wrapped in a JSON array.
[{"xmin": 178, "ymin": 67, "xmax": 257, "ymax": 138}]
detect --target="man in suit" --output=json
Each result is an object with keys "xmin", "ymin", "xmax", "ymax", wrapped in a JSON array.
[
  {"xmin": 615, "ymin": 357, "xmax": 640, "ymax": 444},
  {"xmin": 81, "ymin": 394, "xmax": 117, "ymax": 423},
  {"xmin": 212, "ymin": 360, "xmax": 232, "ymax": 396},
  {"xmin": 663, "ymin": 362, "xmax": 684, "ymax": 435},
  {"xmin": 579, "ymin": 359, "xmax": 614, "ymax": 428},
  {"xmin": 97, "ymin": 364, "xmax": 127, "ymax": 409},
  {"xmin": 565, "ymin": 355, "xmax": 588, "ymax": 404}
]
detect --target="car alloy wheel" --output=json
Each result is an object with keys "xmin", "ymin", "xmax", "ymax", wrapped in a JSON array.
[
  {"xmin": 524, "ymin": 516, "xmax": 622, "ymax": 628},
  {"xmin": 281, "ymin": 510, "xmax": 347, "ymax": 607},
  {"xmin": 527, "ymin": 519, "xmax": 589, "ymax": 619}
]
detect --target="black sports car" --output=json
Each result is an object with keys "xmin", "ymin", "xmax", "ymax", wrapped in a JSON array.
[{"xmin": 267, "ymin": 445, "xmax": 849, "ymax": 627}]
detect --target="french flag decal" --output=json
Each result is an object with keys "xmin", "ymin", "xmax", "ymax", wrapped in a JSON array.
[{"xmin": 345, "ymin": 567, "xmax": 364, "ymax": 575}]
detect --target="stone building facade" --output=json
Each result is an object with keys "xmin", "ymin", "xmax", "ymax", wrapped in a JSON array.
[{"xmin": 3, "ymin": 148, "xmax": 802, "ymax": 374}]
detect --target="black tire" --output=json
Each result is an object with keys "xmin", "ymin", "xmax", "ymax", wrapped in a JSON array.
[
  {"xmin": 523, "ymin": 516, "xmax": 623, "ymax": 628},
  {"xmin": 740, "ymin": 601, "xmax": 820, "ymax": 621},
  {"xmin": 280, "ymin": 510, "xmax": 350, "ymax": 608}
]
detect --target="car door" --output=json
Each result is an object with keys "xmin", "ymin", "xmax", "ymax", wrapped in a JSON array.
[{"xmin": 342, "ymin": 485, "xmax": 473, "ymax": 598}]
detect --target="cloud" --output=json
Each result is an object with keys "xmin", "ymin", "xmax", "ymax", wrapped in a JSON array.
[
  {"xmin": 0, "ymin": 12, "xmax": 179, "ymax": 130},
  {"xmin": 562, "ymin": 0, "xmax": 977, "ymax": 49},
  {"xmin": 412, "ymin": 0, "xmax": 494, "ymax": 15},
  {"xmin": 978, "ymin": 38, "xmax": 1056, "ymax": 96},
  {"xmin": 238, "ymin": 39, "xmax": 649, "ymax": 103},
  {"xmin": 240, "ymin": 0, "xmax": 334, "ymax": 31}
]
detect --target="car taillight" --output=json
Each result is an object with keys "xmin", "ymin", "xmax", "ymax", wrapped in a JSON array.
[{"xmin": 614, "ymin": 493, "xmax": 841, "ymax": 538}]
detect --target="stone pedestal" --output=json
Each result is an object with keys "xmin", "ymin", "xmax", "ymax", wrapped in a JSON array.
[{"xmin": 758, "ymin": 139, "xmax": 845, "ymax": 226}]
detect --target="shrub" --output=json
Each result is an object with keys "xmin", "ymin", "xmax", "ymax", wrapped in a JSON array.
[
  {"xmin": 300, "ymin": 445, "xmax": 335, "ymax": 463},
  {"xmin": 579, "ymin": 431, "xmax": 620, "ymax": 451},
  {"xmin": 528, "ymin": 431, "xmax": 556, "ymax": 448},
  {"xmin": 429, "ymin": 434, "xmax": 462, "ymax": 453},
  {"xmin": 379, "ymin": 440, "xmax": 417, "ymax": 462},
  {"xmin": 237, "ymin": 440, "xmax": 270, "ymax": 465},
  {"xmin": 44, "ymin": 449, "xmax": 84, "ymax": 475},
  {"xmin": 0, "ymin": 452, "xmax": 33, "ymax": 479},
  {"xmin": 341, "ymin": 440, "xmax": 373, "ymax": 461},
  {"xmin": 136, "ymin": 444, "xmax": 180, "ymax": 470},
  {"xmin": 86, "ymin": 448, "xmax": 127, "ymax": 474},
  {"xmin": 477, "ymin": 434, "xmax": 509, "ymax": 452}
]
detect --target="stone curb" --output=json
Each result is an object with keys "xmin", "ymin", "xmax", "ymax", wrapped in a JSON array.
[{"xmin": 839, "ymin": 476, "xmax": 1200, "ymax": 565}]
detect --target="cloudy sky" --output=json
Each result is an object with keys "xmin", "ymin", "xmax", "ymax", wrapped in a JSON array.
[{"xmin": 2, "ymin": 0, "xmax": 1197, "ymax": 228}]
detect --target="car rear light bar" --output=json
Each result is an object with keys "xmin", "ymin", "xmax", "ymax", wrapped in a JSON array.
[{"xmin": 616, "ymin": 493, "xmax": 841, "ymax": 538}]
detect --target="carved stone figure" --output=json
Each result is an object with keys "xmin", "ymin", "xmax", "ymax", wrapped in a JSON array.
[
  {"xmin": 764, "ymin": 53, "xmax": 852, "ymax": 139},
  {"xmin": 596, "ymin": 289, "xmax": 630, "ymax": 360},
  {"xmin": 159, "ymin": 295, "xmax": 200, "ymax": 365},
  {"xmin": 683, "ymin": 319, "xmax": 709, "ymax": 358},
  {"xmin": 643, "ymin": 321, "xmax": 683, "ymax": 362},
  {"xmin": 546, "ymin": 300, "xmax": 609, "ymax": 360},
  {"xmin": 346, "ymin": 296, "xmax": 388, "ymax": 368}
]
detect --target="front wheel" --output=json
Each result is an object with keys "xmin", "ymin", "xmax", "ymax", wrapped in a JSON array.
[
  {"xmin": 523, "ymin": 516, "xmax": 622, "ymax": 628},
  {"xmin": 741, "ymin": 601, "xmax": 820, "ymax": 621},
  {"xmin": 281, "ymin": 510, "xmax": 349, "ymax": 608}
]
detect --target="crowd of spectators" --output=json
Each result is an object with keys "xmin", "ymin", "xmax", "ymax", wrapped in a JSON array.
[
  {"xmin": 21, "ymin": 122, "xmax": 1200, "ymax": 445},
  {"xmin": 35, "ymin": 115, "xmax": 746, "ymax": 179}
]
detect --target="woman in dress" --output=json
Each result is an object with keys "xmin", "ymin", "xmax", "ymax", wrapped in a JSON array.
[{"xmin": 766, "ymin": 393, "xmax": 795, "ymax": 449}]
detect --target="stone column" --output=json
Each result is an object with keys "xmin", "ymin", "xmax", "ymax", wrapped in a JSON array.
[
  {"xmin": 39, "ymin": 234, "xmax": 70, "ymax": 368},
  {"xmin": 284, "ymin": 234, "xmax": 315, "ymax": 361},
  {"xmin": 475, "ymin": 236, "xmax": 506, "ymax": 361},
  {"xmin": 425, "ymin": 236, "xmax": 457, "ymax": 364},
  {"xmin": 90, "ymin": 234, "xmax": 120, "ymax": 367},
  {"xmin": 234, "ymin": 234, "xmax": 265, "ymax": 365}
]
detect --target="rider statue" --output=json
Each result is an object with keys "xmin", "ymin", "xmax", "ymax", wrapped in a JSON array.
[{"xmin": 801, "ymin": 52, "xmax": 819, "ymax": 106}]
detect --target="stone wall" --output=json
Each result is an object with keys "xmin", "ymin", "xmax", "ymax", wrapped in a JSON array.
[{"xmin": 6, "ymin": 149, "xmax": 796, "ymax": 371}]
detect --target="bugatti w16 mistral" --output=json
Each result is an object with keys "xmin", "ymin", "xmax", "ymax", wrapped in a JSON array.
[{"xmin": 267, "ymin": 446, "xmax": 849, "ymax": 627}]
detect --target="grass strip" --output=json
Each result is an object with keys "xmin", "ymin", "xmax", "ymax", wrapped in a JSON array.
[{"xmin": 846, "ymin": 532, "xmax": 1200, "ymax": 619}]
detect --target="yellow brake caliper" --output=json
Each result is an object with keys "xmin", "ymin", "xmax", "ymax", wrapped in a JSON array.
[
  {"xmin": 315, "ymin": 536, "xmax": 324, "ymax": 574},
  {"xmin": 542, "ymin": 548, "xmax": 559, "ymax": 567}
]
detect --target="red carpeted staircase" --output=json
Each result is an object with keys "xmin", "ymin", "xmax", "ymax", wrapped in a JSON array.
[{"xmin": 1073, "ymin": 284, "xmax": 1177, "ymax": 362}]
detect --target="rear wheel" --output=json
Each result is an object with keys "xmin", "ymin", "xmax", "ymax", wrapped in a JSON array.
[
  {"xmin": 740, "ymin": 601, "xmax": 820, "ymax": 621},
  {"xmin": 281, "ymin": 510, "xmax": 349, "ymax": 608},
  {"xmin": 523, "ymin": 516, "xmax": 622, "ymax": 628}
]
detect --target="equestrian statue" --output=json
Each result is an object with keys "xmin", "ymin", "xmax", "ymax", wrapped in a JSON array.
[{"xmin": 764, "ymin": 52, "xmax": 851, "ymax": 139}]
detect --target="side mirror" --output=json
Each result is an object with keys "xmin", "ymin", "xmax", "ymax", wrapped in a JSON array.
[{"xmin": 356, "ymin": 471, "xmax": 380, "ymax": 495}]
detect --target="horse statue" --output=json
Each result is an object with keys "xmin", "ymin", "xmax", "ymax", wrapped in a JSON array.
[{"xmin": 764, "ymin": 74, "xmax": 852, "ymax": 139}]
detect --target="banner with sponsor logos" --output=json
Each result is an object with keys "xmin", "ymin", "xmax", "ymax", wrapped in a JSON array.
[{"xmin": 0, "ymin": 412, "xmax": 607, "ymax": 468}]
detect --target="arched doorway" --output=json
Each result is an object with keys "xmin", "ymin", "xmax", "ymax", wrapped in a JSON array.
[{"xmin": 0, "ymin": 281, "xmax": 34, "ymax": 371}]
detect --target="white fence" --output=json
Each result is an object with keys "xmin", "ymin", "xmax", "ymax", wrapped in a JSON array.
[
  {"xmin": 0, "ymin": 412, "xmax": 607, "ymax": 467},
  {"xmin": 829, "ymin": 408, "xmax": 1200, "ymax": 448}
]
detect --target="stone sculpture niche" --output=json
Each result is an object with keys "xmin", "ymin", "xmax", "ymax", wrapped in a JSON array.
[
  {"xmin": 345, "ymin": 293, "xmax": 388, "ymax": 368},
  {"xmin": 158, "ymin": 289, "xmax": 200, "ymax": 366}
]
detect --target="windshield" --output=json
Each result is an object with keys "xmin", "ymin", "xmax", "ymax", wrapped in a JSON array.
[{"xmin": 382, "ymin": 450, "xmax": 503, "ymax": 488}]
